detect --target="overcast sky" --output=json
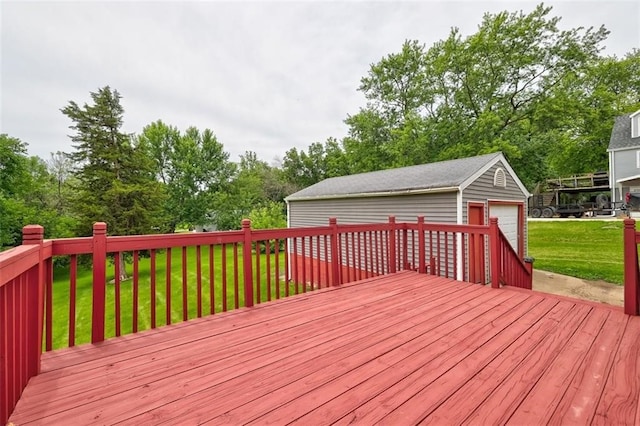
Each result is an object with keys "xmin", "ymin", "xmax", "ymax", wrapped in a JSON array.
[{"xmin": 1, "ymin": 1, "xmax": 639, "ymax": 165}]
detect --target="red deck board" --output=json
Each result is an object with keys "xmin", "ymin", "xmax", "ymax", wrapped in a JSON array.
[
  {"xmin": 8, "ymin": 271, "xmax": 639, "ymax": 425},
  {"xmin": 24, "ymin": 274, "xmax": 450, "ymax": 391}
]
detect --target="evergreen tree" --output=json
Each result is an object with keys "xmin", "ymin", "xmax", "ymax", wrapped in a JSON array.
[{"xmin": 62, "ymin": 87, "xmax": 167, "ymax": 276}]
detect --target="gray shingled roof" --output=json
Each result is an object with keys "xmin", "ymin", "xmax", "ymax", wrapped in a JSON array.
[
  {"xmin": 609, "ymin": 113, "xmax": 640, "ymax": 151},
  {"xmin": 286, "ymin": 152, "xmax": 503, "ymax": 201}
]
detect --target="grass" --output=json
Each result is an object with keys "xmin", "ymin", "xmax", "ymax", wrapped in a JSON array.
[
  {"xmin": 49, "ymin": 245, "xmax": 293, "ymax": 350},
  {"xmin": 527, "ymin": 220, "xmax": 627, "ymax": 285}
]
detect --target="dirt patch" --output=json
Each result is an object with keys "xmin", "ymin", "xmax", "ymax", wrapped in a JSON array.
[{"xmin": 533, "ymin": 269, "xmax": 623, "ymax": 307}]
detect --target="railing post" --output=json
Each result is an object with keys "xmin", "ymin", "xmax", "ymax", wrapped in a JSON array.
[
  {"xmin": 623, "ymin": 218, "xmax": 639, "ymax": 315},
  {"xmin": 242, "ymin": 219, "xmax": 254, "ymax": 307},
  {"xmin": 329, "ymin": 218, "xmax": 341, "ymax": 286},
  {"xmin": 91, "ymin": 222, "xmax": 107, "ymax": 343},
  {"xmin": 417, "ymin": 216, "xmax": 426, "ymax": 274},
  {"xmin": 524, "ymin": 257, "xmax": 535, "ymax": 290},
  {"xmin": 22, "ymin": 225, "xmax": 44, "ymax": 376},
  {"xmin": 388, "ymin": 216, "xmax": 397, "ymax": 273},
  {"xmin": 489, "ymin": 217, "xmax": 501, "ymax": 289}
]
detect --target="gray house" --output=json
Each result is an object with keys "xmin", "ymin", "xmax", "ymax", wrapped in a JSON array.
[
  {"xmin": 286, "ymin": 152, "xmax": 530, "ymax": 258},
  {"xmin": 609, "ymin": 110, "xmax": 640, "ymax": 216}
]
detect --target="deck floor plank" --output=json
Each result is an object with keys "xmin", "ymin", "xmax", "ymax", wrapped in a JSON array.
[
  {"xmin": 122, "ymin": 282, "xmax": 494, "ymax": 424},
  {"xmin": 249, "ymin": 291, "xmax": 534, "ymax": 426},
  {"xmin": 593, "ymin": 315, "xmax": 640, "ymax": 425},
  {"xmin": 225, "ymin": 290, "xmax": 520, "ymax": 425},
  {"xmin": 8, "ymin": 271, "xmax": 638, "ymax": 426},
  {"xmin": 546, "ymin": 309, "xmax": 627, "ymax": 425},
  {"xmin": 23, "ymin": 274, "xmax": 452, "ymax": 404}
]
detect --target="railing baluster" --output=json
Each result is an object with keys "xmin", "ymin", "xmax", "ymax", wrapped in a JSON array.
[
  {"xmin": 284, "ymin": 239, "xmax": 289, "ymax": 297},
  {"xmin": 114, "ymin": 253, "xmax": 121, "ymax": 337},
  {"xmin": 222, "ymin": 243, "xmax": 227, "ymax": 312},
  {"xmin": 445, "ymin": 232, "xmax": 449, "ymax": 278},
  {"xmin": 182, "ymin": 246, "xmax": 188, "ymax": 322},
  {"xmin": 68, "ymin": 255, "xmax": 77, "ymax": 347},
  {"xmin": 301, "ymin": 237, "xmax": 307, "ymax": 293},
  {"xmin": 150, "ymin": 249, "xmax": 156, "ymax": 329},
  {"xmin": 266, "ymin": 240, "xmax": 272, "ymax": 301},
  {"xmin": 316, "ymin": 236, "xmax": 321, "ymax": 286},
  {"xmin": 256, "ymin": 243, "xmax": 262, "ymax": 303},
  {"xmin": 196, "ymin": 245, "xmax": 202, "ymax": 318},
  {"xmin": 453, "ymin": 233, "xmax": 458, "ymax": 280},
  {"xmin": 209, "ymin": 244, "xmax": 215, "ymax": 314},
  {"xmin": 293, "ymin": 238, "xmax": 299, "ymax": 294},
  {"xmin": 233, "ymin": 243, "xmax": 239, "ymax": 309},
  {"xmin": 275, "ymin": 239, "xmax": 281, "ymax": 299},
  {"xmin": 132, "ymin": 251, "xmax": 139, "ymax": 333},
  {"xmin": 323, "ymin": 235, "xmax": 329, "ymax": 287},
  {"xmin": 166, "ymin": 247, "xmax": 172, "ymax": 325}
]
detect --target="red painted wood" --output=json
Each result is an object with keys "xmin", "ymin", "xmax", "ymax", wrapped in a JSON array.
[
  {"xmin": 274, "ymin": 240, "xmax": 280, "ymax": 299},
  {"xmin": 388, "ymin": 216, "xmax": 396, "ymax": 274},
  {"xmin": 69, "ymin": 255, "xmax": 77, "ymax": 346},
  {"xmin": 165, "ymin": 247, "xmax": 172, "ymax": 325},
  {"xmin": 593, "ymin": 315, "xmax": 640, "ymax": 424},
  {"xmin": 132, "ymin": 251, "xmax": 139, "ymax": 333},
  {"xmin": 181, "ymin": 246, "xmax": 188, "ymax": 321},
  {"xmin": 12, "ymin": 274, "xmax": 458, "ymax": 423},
  {"xmin": 284, "ymin": 239, "xmax": 290, "ymax": 297},
  {"xmin": 208, "ymin": 245, "xmax": 215, "ymax": 314},
  {"xmin": 196, "ymin": 245, "xmax": 202, "ymax": 317},
  {"xmin": 301, "ymin": 237, "xmax": 307, "ymax": 292},
  {"xmin": 255, "ymin": 242, "xmax": 262, "ymax": 303},
  {"xmin": 242, "ymin": 220, "xmax": 253, "ymax": 308},
  {"xmin": 91, "ymin": 222, "xmax": 107, "ymax": 343},
  {"xmin": 45, "ymin": 266, "xmax": 52, "ymax": 351},
  {"xmin": 2, "ymin": 217, "xmax": 543, "ymax": 425},
  {"xmin": 233, "ymin": 243, "xmax": 239, "ymax": 309},
  {"xmin": 1, "ymin": 283, "xmax": 7, "ymax": 423},
  {"xmin": 114, "ymin": 253, "xmax": 121, "ymax": 337},
  {"xmin": 548, "ymin": 310, "xmax": 627, "ymax": 424},
  {"xmin": 150, "ymin": 249, "xmax": 156, "ymax": 328},
  {"xmin": 623, "ymin": 219, "xmax": 639, "ymax": 315},
  {"xmin": 8, "ymin": 273, "xmax": 636, "ymax": 426},
  {"xmin": 221, "ymin": 244, "xmax": 227, "ymax": 312}
]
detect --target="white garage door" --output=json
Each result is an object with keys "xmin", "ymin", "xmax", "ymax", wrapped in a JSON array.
[{"xmin": 489, "ymin": 204, "xmax": 519, "ymax": 252}]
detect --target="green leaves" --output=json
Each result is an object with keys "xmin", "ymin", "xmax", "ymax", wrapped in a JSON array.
[
  {"xmin": 326, "ymin": 3, "xmax": 637, "ymax": 189},
  {"xmin": 138, "ymin": 120, "xmax": 233, "ymax": 232}
]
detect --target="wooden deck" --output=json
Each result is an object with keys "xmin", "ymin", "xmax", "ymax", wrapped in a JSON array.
[{"xmin": 9, "ymin": 271, "xmax": 640, "ymax": 425}]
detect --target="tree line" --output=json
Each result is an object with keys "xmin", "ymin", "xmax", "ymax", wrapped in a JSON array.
[{"xmin": 2, "ymin": 4, "xmax": 639, "ymax": 248}]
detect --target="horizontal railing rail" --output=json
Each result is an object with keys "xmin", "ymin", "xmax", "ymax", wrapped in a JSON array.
[{"xmin": 0, "ymin": 215, "xmax": 538, "ymax": 424}]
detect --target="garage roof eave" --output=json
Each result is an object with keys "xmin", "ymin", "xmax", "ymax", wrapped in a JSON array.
[{"xmin": 285, "ymin": 186, "xmax": 461, "ymax": 202}]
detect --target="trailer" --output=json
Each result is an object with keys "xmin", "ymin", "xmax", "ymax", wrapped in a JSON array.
[{"xmin": 528, "ymin": 171, "xmax": 622, "ymax": 218}]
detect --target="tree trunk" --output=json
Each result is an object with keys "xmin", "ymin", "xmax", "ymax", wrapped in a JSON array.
[{"xmin": 117, "ymin": 251, "xmax": 129, "ymax": 281}]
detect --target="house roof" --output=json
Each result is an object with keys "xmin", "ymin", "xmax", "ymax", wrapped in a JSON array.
[
  {"xmin": 286, "ymin": 152, "xmax": 529, "ymax": 201},
  {"xmin": 608, "ymin": 112, "xmax": 640, "ymax": 151}
]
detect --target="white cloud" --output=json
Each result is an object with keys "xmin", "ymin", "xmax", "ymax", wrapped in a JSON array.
[{"xmin": 1, "ymin": 1, "xmax": 638, "ymax": 163}]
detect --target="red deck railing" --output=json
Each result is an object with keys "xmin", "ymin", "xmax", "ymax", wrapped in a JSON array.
[
  {"xmin": 623, "ymin": 218, "xmax": 640, "ymax": 315},
  {"xmin": 1, "ymin": 216, "xmax": 531, "ymax": 424}
]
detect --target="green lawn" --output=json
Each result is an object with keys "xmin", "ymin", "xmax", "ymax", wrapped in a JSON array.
[
  {"xmin": 49, "ymin": 245, "xmax": 293, "ymax": 350},
  {"xmin": 527, "ymin": 220, "xmax": 628, "ymax": 285}
]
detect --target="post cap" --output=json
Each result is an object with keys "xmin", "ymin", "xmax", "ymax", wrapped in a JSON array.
[
  {"xmin": 93, "ymin": 222, "xmax": 107, "ymax": 235},
  {"xmin": 22, "ymin": 225, "xmax": 44, "ymax": 243},
  {"xmin": 241, "ymin": 219, "xmax": 251, "ymax": 228}
]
